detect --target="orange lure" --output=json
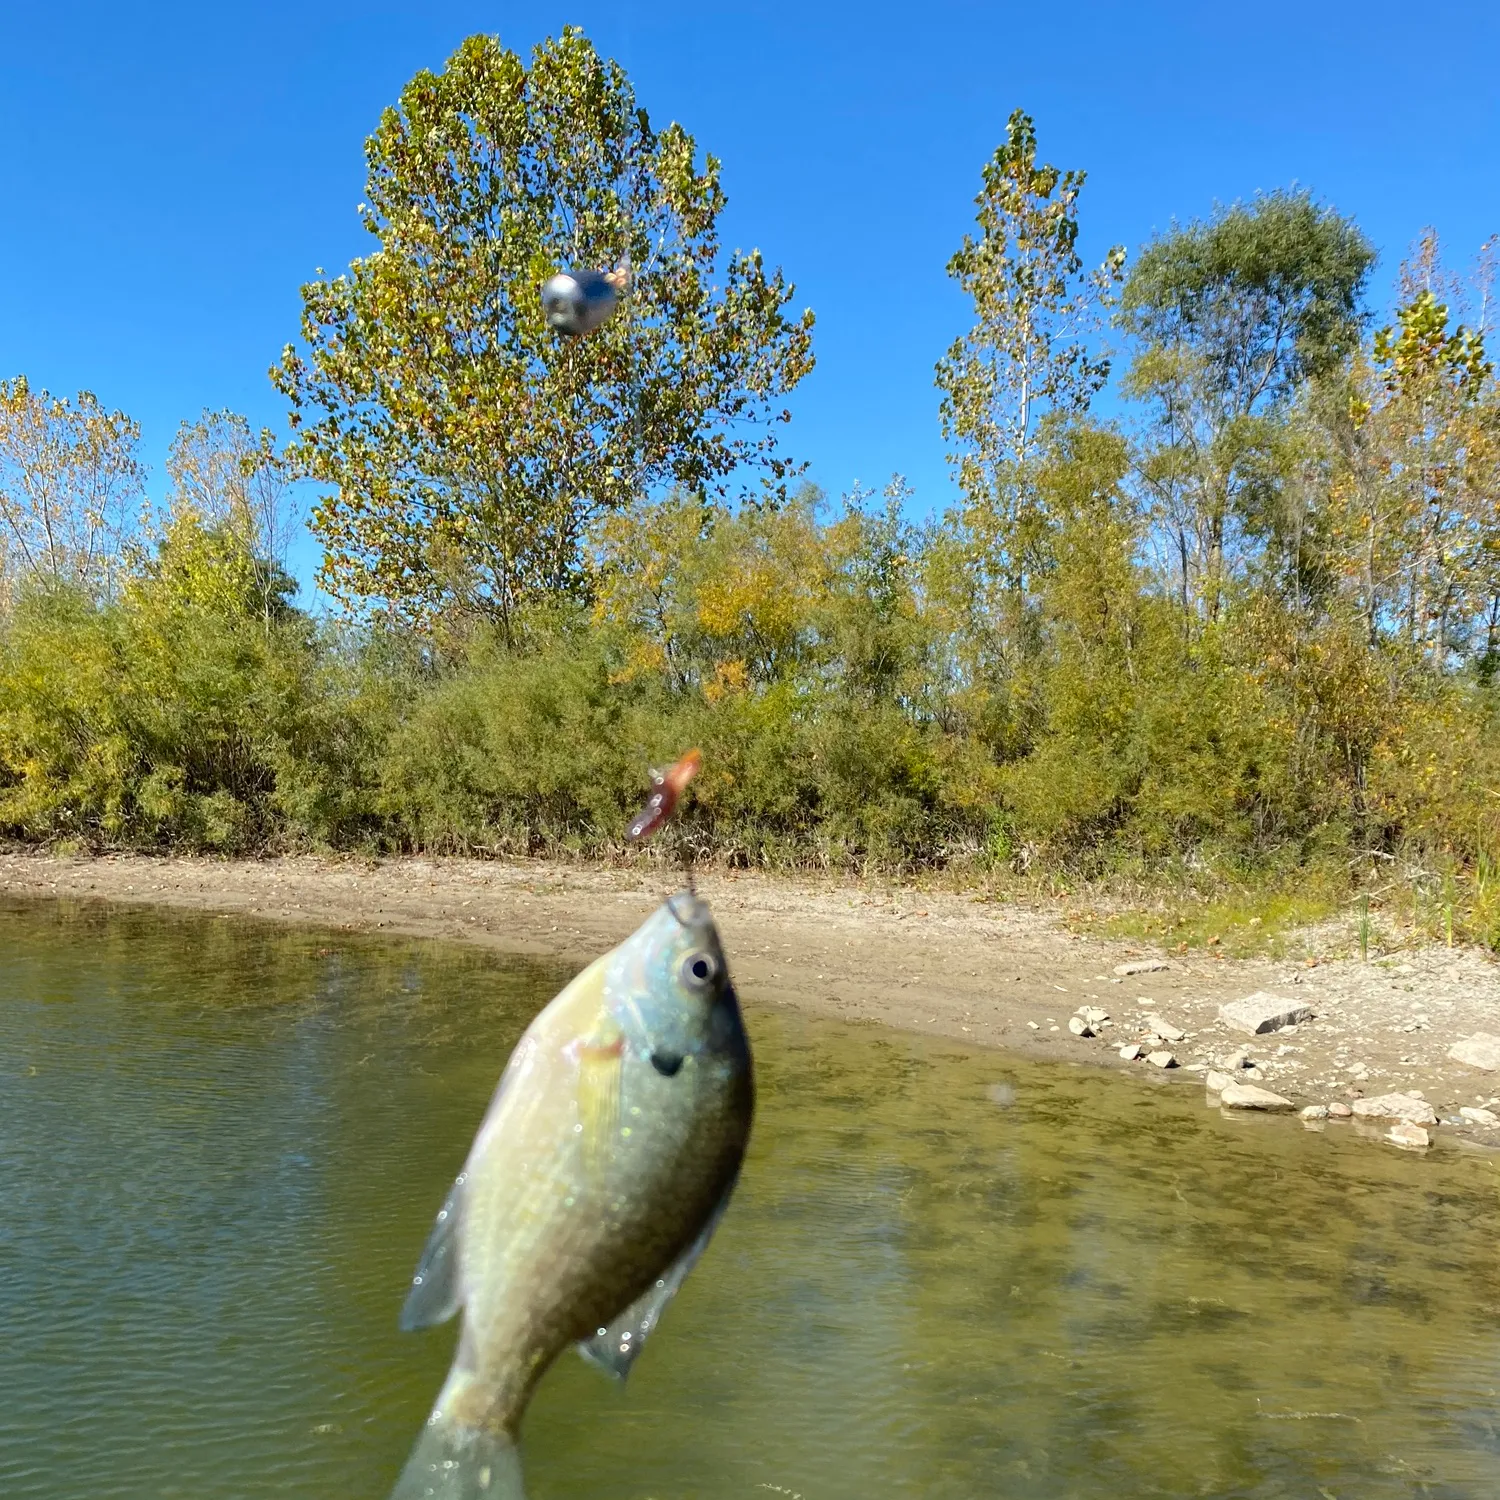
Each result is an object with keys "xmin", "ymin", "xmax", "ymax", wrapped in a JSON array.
[{"xmin": 625, "ymin": 749, "xmax": 701, "ymax": 843}]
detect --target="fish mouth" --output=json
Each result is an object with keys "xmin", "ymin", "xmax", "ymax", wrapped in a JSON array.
[{"xmin": 665, "ymin": 891, "xmax": 712, "ymax": 933}]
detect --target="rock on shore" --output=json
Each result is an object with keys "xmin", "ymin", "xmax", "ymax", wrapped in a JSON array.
[
  {"xmin": 1386, "ymin": 1121, "xmax": 1431, "ymax": 1150},
  {"xmin": 1449, "ymin": 1033, "xmax": 1500, "ymax": 1071},
  {"xmin": 1217, "ymin": 992, "xmax": 1313, "ymax": 1036},
  {"xmin": 1219, "ymin": 1083, "xmax": 1295, "ymax": 1111},
  {"xmin": 1350, "ymin": 1093, "xmax": 1439, "ymax": 1126}
]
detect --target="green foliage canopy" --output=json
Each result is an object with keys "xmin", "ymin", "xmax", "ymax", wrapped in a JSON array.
[
  {"xmin": 1121, "ymin": 189, "xmax": 1376, "ymax": 414},
  {"xmin": 1121, "ymin": 192, "xmax": 1376, "ymax": 623}
]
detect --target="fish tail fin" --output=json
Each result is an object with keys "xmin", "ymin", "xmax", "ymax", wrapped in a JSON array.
[{"xmin": 389, "ymin": 1406, "xmax": 524, "ymax": 1500}]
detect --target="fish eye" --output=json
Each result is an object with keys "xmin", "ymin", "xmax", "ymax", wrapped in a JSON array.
[{"xmin": 680, "ymin": 950, "xmax": 718, "ymax": 988}]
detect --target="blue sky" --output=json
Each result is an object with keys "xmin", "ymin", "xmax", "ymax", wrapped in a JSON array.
[{"xmin": 2, "ymin": 1, "xmax": 1497, "ymax": 595}]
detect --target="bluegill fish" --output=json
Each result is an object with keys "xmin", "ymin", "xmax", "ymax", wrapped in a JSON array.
[{"xmin": 389, "ymin": 891, "xmax": 753, "ymax": 1500}]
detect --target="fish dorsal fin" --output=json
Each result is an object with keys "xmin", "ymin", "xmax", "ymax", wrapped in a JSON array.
[
  {"xmin": 399, "ymin": 1173, "xmax": 467, "ymax": 1331},
  {"xmin": 577, "ymin": 1186, "xmax": 733, "ymax": 1380}
]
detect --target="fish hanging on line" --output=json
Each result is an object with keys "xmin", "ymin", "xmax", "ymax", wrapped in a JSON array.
[
  {"xmin": 539, "ymin": 259, "xmax": 631, "ymax": 337},
  {"xmin": 388, "ymin": 753, "xmax": 750, "ymax": 1500}
]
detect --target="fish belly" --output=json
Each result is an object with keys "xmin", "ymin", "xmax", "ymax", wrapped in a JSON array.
[{"xmin": 451, "ymin": 1056, "xmax": 749, "ymax": 1432}]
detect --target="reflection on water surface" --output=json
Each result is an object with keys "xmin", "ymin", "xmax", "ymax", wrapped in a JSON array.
[{"xmin": 2, "ymin": 897, "xmax": 1499, "ymax": 1498}]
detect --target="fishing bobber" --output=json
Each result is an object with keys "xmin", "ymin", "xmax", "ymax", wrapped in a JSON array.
[{"xmin": 540, "ymin": 264, "xmax": 629, "ymax": 336}]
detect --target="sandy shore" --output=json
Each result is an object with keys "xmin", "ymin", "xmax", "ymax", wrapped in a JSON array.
[{"xmin": 4, "ymin": 849, "xmax": 1500, "ymax": 1136}]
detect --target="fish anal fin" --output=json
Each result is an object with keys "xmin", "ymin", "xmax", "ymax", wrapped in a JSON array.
[
  {"xmin": 577, "ymin": 1186, "xmax": 733, "ymax": 1380},
  {"xmin": 399, "ymin": 1175, "xmax": 466, "ymax": 1332}
]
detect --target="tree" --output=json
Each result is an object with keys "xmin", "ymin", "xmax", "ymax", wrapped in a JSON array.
[
  {"xmin": 273, "ymin": 29, "xmax": 814, "ymax": 636},
  {"xmin": 935, "ymin": 109, "xmax": 1123, "ymax": 651},
  {"xmin": 0, "ymin": 377, "xmax": 144, "ymax": 604},
  {"xmin": 592, "ymin": 483, "xmax": 829, "ymax": 696},
  {"xmin": 164, "ymin": 411, "xmax": 299, "ymax": 630},
  {"xmin": 1121, "ymin": 190, "xmax": 1375, "ymax": 624},
  {"xmin": 1325, "ymin": 233, "xmax": 1499, "ymax": 662}
]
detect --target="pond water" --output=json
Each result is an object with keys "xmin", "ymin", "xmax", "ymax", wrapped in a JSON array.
[{"xmin": 3, "ymin": 896, "xmax": 1500, "ymax": 1499}]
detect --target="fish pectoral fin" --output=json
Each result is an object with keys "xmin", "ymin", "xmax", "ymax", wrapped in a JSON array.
[
  {"xmin": 577, "ymin": 1021, "xmax": 625, "ymax": 1171},
  {"xmin": 399, "ymin": 1174, "xmax": 466, "ymax": 1332},
  {"xmin": 577, "ymin": 1185, "xmax": 735, "ymax": 1381}
]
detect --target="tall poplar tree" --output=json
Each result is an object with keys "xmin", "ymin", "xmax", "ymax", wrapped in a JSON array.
[
  {"xmin": 274, "ymin": 29, "xmax": 814, "ymax": 635},
  {"xmin": 935, "ymin": 110, "xmax": 1123, "ymax": 636}
]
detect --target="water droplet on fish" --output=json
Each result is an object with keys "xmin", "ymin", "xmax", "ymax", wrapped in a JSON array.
[
  {"xmin": 413, "ymin": 1275, "xmax": 424, "ymax": 1286},
  {"xmin": 573, "ymin": 1122, "xmax": 583, "ymax": 1133},
  {"xmin": 436, "ymin": 1209, "xmax": 447, "ymax": 1221},
  {"xmin": 596, "ymin": 1327, "xmax": 607, "ymax": 1337}
]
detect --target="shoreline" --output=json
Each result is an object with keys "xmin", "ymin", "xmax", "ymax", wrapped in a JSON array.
[{"xmin": 4, "ymin": 849, "xmax": 1500, "ymax": 1145}]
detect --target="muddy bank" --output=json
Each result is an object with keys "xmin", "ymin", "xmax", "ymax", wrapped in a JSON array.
[{"xmin": 3, "ymin": 850, "xmax": 1499, "ymax": 1140}]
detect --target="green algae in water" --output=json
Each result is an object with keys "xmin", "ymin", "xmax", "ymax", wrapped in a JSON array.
[{"xmin": 2, "ymin": 896, "xmax": 1499, "ymax": 1498}]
